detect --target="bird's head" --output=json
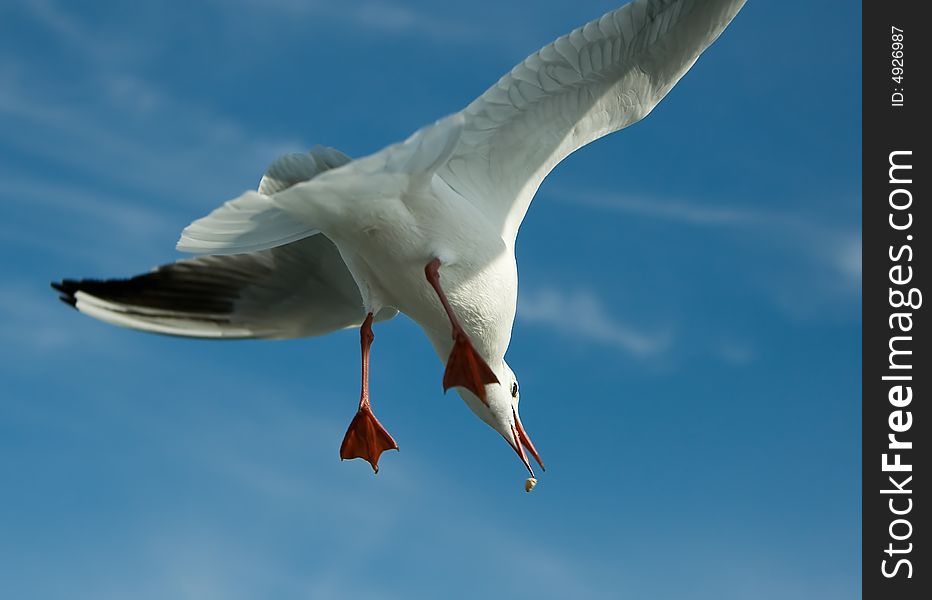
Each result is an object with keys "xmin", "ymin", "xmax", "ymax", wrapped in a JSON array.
[{"xmin": 456, "ymin": 360, "xmax": 544, "ymax": 476}]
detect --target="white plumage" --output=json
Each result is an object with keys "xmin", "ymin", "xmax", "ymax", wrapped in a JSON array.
[{"xmin": 55, "ymin": 0, "xmax": 746, "ymax": 477}]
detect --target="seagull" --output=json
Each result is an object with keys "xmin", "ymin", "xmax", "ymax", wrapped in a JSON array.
[{"xmin": 53, "ymin": 0, "xmax": 746, "ymax": 478}]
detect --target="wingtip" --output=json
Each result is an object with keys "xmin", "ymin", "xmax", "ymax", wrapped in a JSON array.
[
  {"xmin": 51, "ymin": 279, "xmax": 79, "ymax": 308},
  {"xmin": 174, "ymin": 232, "xmax": 201, "ymax": 255}
]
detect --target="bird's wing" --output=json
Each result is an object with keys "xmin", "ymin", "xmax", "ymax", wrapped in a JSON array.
[
  {"xmin": 436, "ymin": 0, "xmax": 745, "ymax": 241},
  {"xmin": 177, "ymin": 145, "xmax": 351, "ymax": 255},
  {"xmin": 52, "ymin": 233, "xmax": 397, "ymax": 339},
  {"xmin": 56, "ymin": 144, "xmax": 399, "ymax": 339}
]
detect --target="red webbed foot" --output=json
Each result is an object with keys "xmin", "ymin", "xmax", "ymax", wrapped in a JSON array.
[
  {"xmin": 443, "ymin": 330, "xmax": 500, "ymax": 403},
  {"xmin": 340, "ymin": 405, "xmax": 399, "ymax": 473}
]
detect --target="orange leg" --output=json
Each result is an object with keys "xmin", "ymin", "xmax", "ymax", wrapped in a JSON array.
[
  {"xmin": 425, "ymin": 258, "xmax": 499, "ymax": 404},
  {"xmin": 340, "ymin": 312, "xmax": 398, "ymax": 473}
]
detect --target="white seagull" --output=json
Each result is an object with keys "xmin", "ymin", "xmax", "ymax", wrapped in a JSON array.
[{"xmin": 54, "ymin": 0, "xmax": 746, "ymax": 477}]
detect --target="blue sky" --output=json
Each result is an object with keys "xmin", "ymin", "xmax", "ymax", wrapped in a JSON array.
[{"xmin": 1, "ymin": 1, "xmax": 861, "ymax": 598}]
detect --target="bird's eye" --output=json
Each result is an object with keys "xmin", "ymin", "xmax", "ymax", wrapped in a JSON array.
[{"xmin": 511, "ymin": 382, "xmax": 519, "ymax": 398}]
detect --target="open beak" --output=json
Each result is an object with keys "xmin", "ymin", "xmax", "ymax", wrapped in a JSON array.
[{"xmin": 508, "ymin": 407, "xmax": 545, "ymax": 476}]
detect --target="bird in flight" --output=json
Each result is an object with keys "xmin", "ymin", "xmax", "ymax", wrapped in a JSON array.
[{"xmin": 53, "ymin": 0, "xmax": 746, "ymax": 481}]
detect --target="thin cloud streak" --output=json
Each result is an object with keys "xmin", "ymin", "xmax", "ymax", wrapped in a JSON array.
[
  {"xmin": 38, "ymin": 385, "xmax": 619, "ymax": 600},
  {"xmin": 215, "ymin": 0, "xmax": 480, "ymax": 41},
  {"xmin": 0, "ymin": 70, "xmax": 303, "ymax": 203},
  {"xmin": 554, "ymin": 189, "xmax": 862, "ymax": 284},
  {"xmin": 0, "ymin": 281, "xmax": 126, "ymax": 356},
  {"xmin": 1, "ymin": 175, "xmax": 182, "ymax": 272},
  {"xmin": 4, "ymin": 177, "xmax": 176, "ymax": 235},
  {"xmin": 0, "ymin": 285, "xmax": 74, "ymax": 352},
  {"xmin": 22, "ymin": 0, "xmax": 97, "ymax": 53},
  {"xmin": 567, "ymin": 193, "xmax": 757, "ymax": 226},
  {"xmin": 19, "ymin": 0, "xmax": 152, "ymax": 66},
  {"xmin": 518, "ymin": 287, "xmax": 672, "ymax": 357}
]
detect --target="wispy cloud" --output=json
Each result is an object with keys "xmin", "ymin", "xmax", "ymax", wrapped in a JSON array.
[
  {"xmin": 18, "ymin": 0, "xmax": 154, "ymax": 67},
  {"xmin": 210, "ymin": 0, "xmax": 480, "ymax": 41},
  {"xmin": 0, "ymin": 68, "xmax": 302, "ymax": 203},
  {"xmin": 21, "ymin": 0, "xmax": 99, "ymax": 54},
  {"xmin": 0, "ymin": 281, "xmax": 125, "ymax": 355},
  {"xmin": 828, "ymin": 234, "xmax": 861, "ymax": 283},
  {"xmin": 713, "ymin": 339, "xmax": 757, "ymax": 366},
  {"xmin": 0, "ymin": 176, "xmax": 179, "ymax": 272},
  {"xmin": 0, "ymin": 284, "xmax": 73, "ymax": 352},
  {"xmin": 5, "ymin": 177, "xmax": 174, "ymax": 235},
  {"xmin": 0, "ymin": 20, "xmax": 306, "ymax": 275},
  {"xmin": 520, "ymin": 189, "xmax": 859, "ymax": 361},
  {"xmin": 2, "ymin": 0, "xmax": 306, "ymax": 207},
  {"xmin": 557, "ymin": 189, "xmax": 862, "ymax": 285},
  {"xmin": 353, "ymin": 0, "xmax": 479, "ymax": 38},
  {"xmin": 75, "ymin": 388, "xmax": 617, "ymax": 600},
  {"xmin": 518, "ymin": 287, "xmax": 672, "ymax": 357},
  {"xmin": 568, "ymin": 193, "xmax": 757, "ymax": 226}
]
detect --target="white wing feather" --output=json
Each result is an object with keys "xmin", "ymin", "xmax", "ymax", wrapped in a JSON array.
[
  {"xmin": 176, "ymin": 190, "xmax": 317, "ymax": 255},
  {"xmin": 177, "ymin": 146, "xmax": 351, "ymax": 255},
  {"xmin": 437, "ymin": 0, "xmax": 746, "ymax": 241}
]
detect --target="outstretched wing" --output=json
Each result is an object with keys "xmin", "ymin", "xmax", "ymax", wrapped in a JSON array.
[
  {"xmin": 52, "ymin": 234, "xmax": 397, "ymax": 339},
  {"xmin": 55, "ymin": 145, "xmax": 398, "ymax": 339},
  {"xmin": 437, "ymin": 0, "xmax": 746, "ymax": 241}
]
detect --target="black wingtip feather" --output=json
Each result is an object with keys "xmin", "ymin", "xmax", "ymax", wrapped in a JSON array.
[
  {"xmin": 49, "ymin": 269, "xmax": 238, "ymax": 316},
  {"xmin": 51, "ymin": 280, "xmax": 79, "ymax": 308}
]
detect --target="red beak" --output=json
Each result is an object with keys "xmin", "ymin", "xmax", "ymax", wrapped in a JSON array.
[{"xmin": 509, "ymin": 407, "xmax": 545, "ymax": 475}]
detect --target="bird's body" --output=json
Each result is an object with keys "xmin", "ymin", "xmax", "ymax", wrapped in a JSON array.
[
  {"xmin": 273, "ymin": 130, "xmax": 517, "ymax": 368},
  {"xmin": 53, "ymin": 0, "xmax": 747, "ymax": 479}
]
